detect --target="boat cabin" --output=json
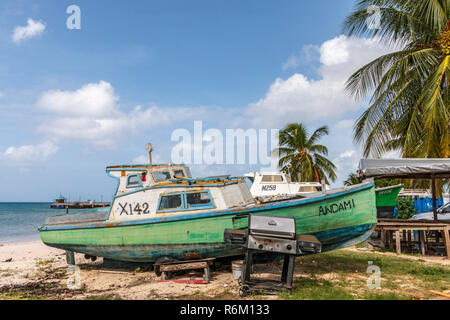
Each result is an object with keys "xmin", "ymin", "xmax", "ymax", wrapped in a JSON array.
[
  {"xmin": 105, "ymin": 164, "xmax": 255, "ymax": 222},
  {"xmin": 107, "ymin": 164, "xmax": 192, "ymax": 195},
  {"xmin": 244, "ymin": 172, "xmax": 328, "ymax": 198}
]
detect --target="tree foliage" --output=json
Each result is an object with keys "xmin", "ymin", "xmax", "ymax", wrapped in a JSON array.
[
  {"xmin": 273, "ymin": 123, "xmax": 337, "ymax": 183},
  {"xmin": 343, "ymin": 0, "xmax": 449, "ymax": 159}
]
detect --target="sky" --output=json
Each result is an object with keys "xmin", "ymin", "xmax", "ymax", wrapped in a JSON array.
[{"xmin": 0, "ymin": 0, "xmax": 396, "ymax": 202}]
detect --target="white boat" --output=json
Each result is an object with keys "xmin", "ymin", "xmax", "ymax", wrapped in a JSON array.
[{"xmin": 244, "ymin": 172, "xmax": 330, "ymax": 200}]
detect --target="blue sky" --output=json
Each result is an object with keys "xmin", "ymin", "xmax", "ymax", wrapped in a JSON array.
[{"xmin": 0, "ymin": 0, "xmax": 392, "ymax": 202}]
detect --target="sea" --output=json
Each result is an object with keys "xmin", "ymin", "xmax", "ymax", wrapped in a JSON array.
[{"xmin": 0, "ymin": 203, "xmax": 66, "ymax": 244}]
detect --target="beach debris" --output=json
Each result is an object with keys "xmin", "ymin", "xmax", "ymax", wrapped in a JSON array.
[
  {"xmin": 3, "ymin": 258, "xmax": 12, "ymax": 262},
  {"xmin": 157, "ymin": 279, "xmax": 209, "ymax": 284},
  {"xmin": 98, "ymin": 270, "xmax": 134, "ymax": 275},
  {"xmin": 428, "ymin": 290, "xmax": 450, "ymax": 299}
]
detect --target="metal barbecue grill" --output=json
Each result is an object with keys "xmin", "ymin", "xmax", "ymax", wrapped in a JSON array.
[{"xmin": 225, "ymin": 214, "xmax": 322, "ymax": 296}]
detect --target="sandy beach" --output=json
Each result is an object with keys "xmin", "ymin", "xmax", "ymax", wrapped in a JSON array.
[
  {"xmin": 0, "ymin": 240, "xmax": 248, "ymax": 300},
  {"xmin": 1, "ymin": 240, "xmax": 449, "ymax": 300}
]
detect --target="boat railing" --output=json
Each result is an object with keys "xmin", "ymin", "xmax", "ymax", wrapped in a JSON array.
[{"xmin": 169, "ymin": 176, "xmax": 246, "ymax": 185}]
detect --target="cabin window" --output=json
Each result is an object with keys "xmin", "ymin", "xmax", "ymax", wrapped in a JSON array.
[
  {"xmin": 186, "ymin": 192, "xmax": 212, "ymax": 208},
  {"xmin": 126, "ymin": 174, "xmax": 143, "ymax": 188},
  {"xmin": 158, "ymin": 194, "xmax": 182, "ymax": 211},
  {"xmin": 173, "ymin": 170, "xmax": 185, "ymax": 178},
  {"xmin": 153, "ymin": 171, "xmax": 171, "ymax": 182},
  {"xmin": 157, "ymin": 191, "xmax": 215, "ymax": 213},
  {"xmin": 298, "ymin": 186, "xmax": 319, "ymax": 193},
  {"xmin": 261, "ymin": 175, "xmax": 284, "ymax": 183}
]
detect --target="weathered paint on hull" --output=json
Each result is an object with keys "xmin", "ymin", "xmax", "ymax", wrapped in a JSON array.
[
  {"xmin": 44, "ymin": 224, "xmax": 375, "ymax": 262},
  {"xmin": 40, "ymin": 184, "xmax": 377, "ymax": 262}
]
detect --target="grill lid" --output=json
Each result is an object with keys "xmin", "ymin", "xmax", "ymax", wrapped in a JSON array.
[{"xmin": 248, "ymin": 214, "xmax": 296, "ymax": 239}]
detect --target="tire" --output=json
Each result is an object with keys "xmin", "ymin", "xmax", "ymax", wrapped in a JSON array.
[{"xmin": 239, "ymin": 285, "xmax": 251, "ymax": 298}]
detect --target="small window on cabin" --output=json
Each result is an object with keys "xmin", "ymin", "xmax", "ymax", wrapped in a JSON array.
[
  {"xmin": 298, "ymin": 186, "xmax": 319, "ymax": 193},
  {"xmin": 186, "ymin": 192, "xmax": 212, "ymax": 207},
  {"xmin": 173, "ymin": 170, "xmax": 185, "ymax": 178},
  {"xmin": 126, "ymin": 174, "xmax": 143, "ymax": 188},
  {"xmin": 158, "ymin": 194, "xmax": 182, "ymax": 211},
  {"xmin": 261, "ymin": 175, "xmax": 284, "ymax": 183},
  {"xmin": 153, "ymin": 171, "xmax": 171, "ymax": 182}
]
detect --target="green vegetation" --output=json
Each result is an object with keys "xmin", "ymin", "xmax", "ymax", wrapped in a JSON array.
[
  {"xmin": 35, "ymin": 258, "xmax": 55, "ymax": 266},
  {"xmin": 283, "ymin": 249, "xmax": 450, "ymax": 300},
  {"xmin": 344, "ymin": 172, "xmax": 361, "ymax": 186},
  {"xmin": 344, "ymin": 0, "xmax": 449, "ymax": 159},
  {"xmin": 273, "ymin": 123, "xmax": 337, "ymax": 183},
  {"xmin": 396, "ymin": 197, "xmax": 416, "ymax": 219}
]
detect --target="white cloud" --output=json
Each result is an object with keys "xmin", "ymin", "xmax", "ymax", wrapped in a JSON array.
[
  {"xmin": 37, "ymin": 81, "xmax": 207, "ymax": 147},
  {"xmin": 333, "ymin": 149, "xmax": 361, "ymax": 184},
  {"xmin": 37, "ymin": 81, "xmax": 120, "ymax": 117},
  {"xmin": 282, "ymin": 45, "xmax": 319, "ymax": 71},
  {"xmin": 247, "ymin": 36, "xmax": 393, "ymax": 128},
  {"xmin": 320, "ymin": 35, "xmax": 350, "ymax": 66},
  {"xmin": 0, "ymin": 91, "xmax": 4, "ymax": 99},
  {"xmin": 1, "ymin": 141, "xmax": 58, "ymax": 165},
  {"xmin": 12, "ymin": 18, "xmax": 45, "ymax": 43}
]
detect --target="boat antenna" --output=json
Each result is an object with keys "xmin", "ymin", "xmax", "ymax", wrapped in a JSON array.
[{"xmin": 145, "ymin": 143, "xmax": 154, "ymax": 164}]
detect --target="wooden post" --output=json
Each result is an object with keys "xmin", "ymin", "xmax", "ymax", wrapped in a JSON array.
[
  {"xmin": 395, "ymin": 230, "xmax": 401, "ymax": 254},
  {"xmin": 443, "ymin": 226, "xmax": 450, "ymax": 260},
  {"xmin": 419, "ymin": 231, "xmax": 426, "ymax": 256},
  {"xmin": 380, "ymin": 229, "xmax": 386, "ymax": 249},
  {"xmin": 407, "ymin": 230, "xmax": 412, "ymax": 252},
  {"xmin": 431, "ymin": 174, "xmax": 438, "ymax": 221},
  {"xmin": 388, "ymin": 231, "xmax": 394, "ymax": 250}
]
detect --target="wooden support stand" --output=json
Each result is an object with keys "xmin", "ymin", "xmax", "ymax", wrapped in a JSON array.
[{"xmin": 156, "ymin": 258, "xmax": 215, "ymax": 281}]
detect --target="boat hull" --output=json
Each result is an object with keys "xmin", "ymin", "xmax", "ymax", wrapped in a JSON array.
[
  {"xmin": 40, "ymin": 183, "xmax": 377, "ymax": 262},
  {"xmin": 44, "ymin": 223, "xmax": 375, "ymax": 262}
]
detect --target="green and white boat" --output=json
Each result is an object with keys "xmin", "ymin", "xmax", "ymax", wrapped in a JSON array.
[
  {"xmin": 39, "ymin": 162, "xmax": 378, "ymax": 263},
  {"xmin": 375, "ymin": 184, "xmax": 403, "ymax": 218}
]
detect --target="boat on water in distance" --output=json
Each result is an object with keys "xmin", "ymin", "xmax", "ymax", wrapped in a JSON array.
[{"xmin": 39, "ymin": 147, "xmax": 378, "ymax": 263}]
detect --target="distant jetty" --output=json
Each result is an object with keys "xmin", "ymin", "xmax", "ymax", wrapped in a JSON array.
[
  {"xmin": 50, "ymin": 194, "xmax": 110, "ymax": 209},
  {"xmin": 50, "ymin": 201, "xmax": 111, "ymax": 209}
]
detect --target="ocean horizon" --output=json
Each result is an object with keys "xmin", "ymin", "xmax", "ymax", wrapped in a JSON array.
[{"xmin": 0, "ymin": 203, "xmax": 66, "ymax": 244}]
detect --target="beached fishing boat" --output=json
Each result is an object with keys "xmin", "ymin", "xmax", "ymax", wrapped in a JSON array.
[
  {"xmin": 375, "ymin": 184, "xmax": 403, "ymax": 218},
  {"xmin": 39, "ymin": 162, "xmax": 377, "ymax": 263}
]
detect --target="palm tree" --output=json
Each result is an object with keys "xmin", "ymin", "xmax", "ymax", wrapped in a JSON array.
[
  {"xmin": 343, "ymin": 0, "xmax": 449, "ymax": 158},
  {"xmin": 344, "ymin": 172, "xmax": 361, "ymax": 186},
  {"xmin": 273, "ymin": 123, "xmax": 337, "ymax": 183}
]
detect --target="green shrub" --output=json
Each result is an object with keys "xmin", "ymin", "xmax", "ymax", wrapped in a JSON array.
[{"xmin": 396, "ymin": 197, "xmax": 416, "ymax": 219}]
